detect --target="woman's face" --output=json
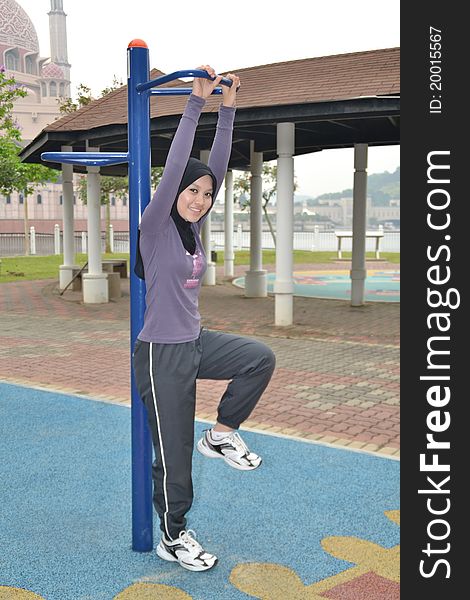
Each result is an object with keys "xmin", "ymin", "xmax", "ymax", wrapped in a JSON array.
[{"xmin": 176, "ymin": 175, "xmax": 214, "ymax": 222}]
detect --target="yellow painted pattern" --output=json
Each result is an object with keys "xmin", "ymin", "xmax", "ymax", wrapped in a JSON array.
[
  {"xmin": 230, "ymin": 563, "xmax": 329, "ymax": 599},
  {"xmin": 231, "ymin": 510, "xmax": 400, "ymax": 598},
  {"xmin": 2, "ymin": 510, "xmax": 399, "ymax": 600},
  {"xmin": 385, "ymin": 509, "xmax": 400, "ymax": 526},
  {"xmin": 321, "ymin": 537, "xmax": 400, "ymax": 583},
  {"xmin": 0, "ymin": 588, "xmax": 44, "ymax": 599},
  {"xmin": 114, "ymin": 583, "xmax": 192, "ymax": 599}
]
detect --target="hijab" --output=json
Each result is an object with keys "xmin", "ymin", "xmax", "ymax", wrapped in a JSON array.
[{"xmin": 134, "ymin": 158, "xmax": 217, "ymax": 280}]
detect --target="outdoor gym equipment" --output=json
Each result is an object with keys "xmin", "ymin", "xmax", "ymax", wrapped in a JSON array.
[{"xmin": 41, "ymin": 39, "xmax": 235, "ymax": 552}]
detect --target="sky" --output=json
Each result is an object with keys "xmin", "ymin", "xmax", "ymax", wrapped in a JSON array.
[{"xmin": 17, "ymin": 0, "xmax": 400, "ymax": 198}]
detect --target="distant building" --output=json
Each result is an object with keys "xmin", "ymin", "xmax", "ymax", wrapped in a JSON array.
[
  {"xmin": 0, "ymin": 0, "xmax": 130, "ymax": 234},
  {"xmin": 1, "ymin": 0, "xmax": 71, "ymax": 138},
  {"xmin": 299, "ymin": 196, "xmax": 400, "ymax": 227},
  {"xmin": 1, "ymin": 0, "xmax": 67, "ymax": 233}
]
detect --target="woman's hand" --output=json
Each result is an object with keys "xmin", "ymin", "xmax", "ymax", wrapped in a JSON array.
[
  {"xmin": 221, "ymin": 73, "xmax": 240, "ymax": 107},
  {"xmin": 192, "ymin": 65, "xmax": 223, "ymax": 100}
]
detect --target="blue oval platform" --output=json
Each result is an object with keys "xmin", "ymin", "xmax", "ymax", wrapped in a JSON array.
[{"xmin": 233, "ymin": 270, "xmax": 400, "ymax": 303}]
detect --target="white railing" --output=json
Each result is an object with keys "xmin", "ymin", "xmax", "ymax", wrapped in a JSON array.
[
  {"xmin": 211, "ymin": 230, "xmax": 400, "ymax": 253},
  {"xmin": 0, "ymin": 230, "xmax": 400, "ymax": 256}
]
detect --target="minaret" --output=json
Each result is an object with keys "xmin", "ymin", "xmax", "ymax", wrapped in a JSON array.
[{"xmin": 48, "ymin": 0, "xmax": 71, "ymax": 87}]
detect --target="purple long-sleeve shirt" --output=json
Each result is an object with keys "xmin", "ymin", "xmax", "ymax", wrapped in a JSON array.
[{"xmin": 137, "ymin": 94, "xmax": 235, "ymax": 343}]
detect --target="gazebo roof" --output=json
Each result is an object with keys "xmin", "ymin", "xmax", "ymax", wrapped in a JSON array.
[{"xmin": 20, "ymin": 47, "xmax": 400, "ymax": 174}]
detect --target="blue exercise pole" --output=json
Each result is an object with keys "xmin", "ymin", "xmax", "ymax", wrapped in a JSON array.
[
  {"xmin": 41, "ymin": 39, "xmax": 234, "ymax": 552},
  {"xmin": 127, "ymin": 39, "xmax": 153, "ymax": 552}
]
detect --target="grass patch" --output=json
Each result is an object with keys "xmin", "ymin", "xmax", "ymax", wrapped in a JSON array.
[
  {"xmin": 0, "ymin": 250, "xmax": 400, "ymax": 283},
  {"xmin": 0, "ymin": 253, "xmax": 129, "ymax": 283},
  {"xmin": 214, "ymin": 250, "xmax": 400, "ymax": 266}
]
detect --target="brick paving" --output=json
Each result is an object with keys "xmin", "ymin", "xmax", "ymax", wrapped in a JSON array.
[{"xmin": 0, "ymin": 261, "xmax": 399, "ymax": 456}]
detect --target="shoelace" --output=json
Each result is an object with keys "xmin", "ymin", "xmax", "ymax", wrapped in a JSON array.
[
  {"xmin": 227, "ymin": 431, "xmax": 250, "ymax": 456},
  {"xmin": 179, "ymin": 529, "xmax": 203, "ymax": 554}
]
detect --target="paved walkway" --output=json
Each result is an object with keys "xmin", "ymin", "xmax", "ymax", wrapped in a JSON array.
[{"xmin": 0, "ymin": 261, "xmax": 399, "ymax": 456}]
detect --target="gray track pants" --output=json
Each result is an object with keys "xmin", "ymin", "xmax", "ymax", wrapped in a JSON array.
[{"xmin": 132, "ymin": 328, "xmax": 276, "ymax": 540}]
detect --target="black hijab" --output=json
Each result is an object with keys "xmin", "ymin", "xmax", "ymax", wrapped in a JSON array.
[{"xmin": 134, "ymin": 158, "xmax": 217, "ymax": 279}]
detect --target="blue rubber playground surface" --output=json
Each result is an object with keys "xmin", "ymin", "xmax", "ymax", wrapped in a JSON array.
[
  {"xmin": 0, "ymin": 382, "xmax": 400, "ymax": 600},
  {"xmin": 233, "ymin": 270, "xmax": 400, "ymax": 303}
]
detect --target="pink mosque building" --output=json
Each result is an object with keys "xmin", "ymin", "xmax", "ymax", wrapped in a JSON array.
[{"xmin": 0, "ymin": 0, "xmax": 128, "ymax": 234}]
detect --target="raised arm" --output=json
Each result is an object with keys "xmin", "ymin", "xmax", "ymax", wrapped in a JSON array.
[
  {"xmin": 207, "ymin": 106, "xmax": 235, "ymax": 194},
  {"xmin": 197, "ymin": 73, "xmax": 239, "ymax": 230},
  {"xmin": 140, "ymin": 66, "xmax": 223, "ymax": 233}
]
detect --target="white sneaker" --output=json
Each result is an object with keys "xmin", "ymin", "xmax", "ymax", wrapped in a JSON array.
[
  {"xmin": 156, "ymin": 529, "xmax": 217, "ymax": 572},
  {"xmin": 197, "ymin": 429, "xmax": 262, "ymax": 471}
]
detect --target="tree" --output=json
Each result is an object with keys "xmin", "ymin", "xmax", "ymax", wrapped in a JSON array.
[
  {"xmin": 58, "ymin": 79, "xmax": 123, "ymax": 252},
  {"xmin": 76, "ymin": 174, "xmax": 126, "ymax": 253},
  {"xmin": 76, "ymin": 166, "xmax": 164, "ymax": 252},
  {"xmin": 57, "ymin": 83, "xmax": 93, "ymax": 114},
  {"xmin": 0, "ymin": 137, "xmax": 57, "ymax": 196},
  {"xmin": 100, "ymin": 76, "xmax": 125, "ymax": 98},
  {"xmin": 57, "ymin": 80, "xmax": 124, "ymax": 252},
  {"xmin": 1, "ymin": 67, "xmax": 59, "ymax": 254},
  {"xmin": 1, "ymin": 68, "xmax": 58, "ymax": 193},
  {"xmin": 57, "ymin": 80, "xmax": 163, "ymax": 252},
  {"xmin": 233, "ymin": 163, "xmax": 298, "ymax": 247},
  {"xmin": 151, "ymin": 167, "xmax": 164, "ymax": 192}
]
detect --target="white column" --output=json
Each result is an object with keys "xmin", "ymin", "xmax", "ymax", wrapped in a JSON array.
[
  {"xmin": 59, "ymin": 146, "xmax": 79, "ymax": 289},
  {"xmin": 200, "ymin": 149, "xmax": 216, "ymax": 285},
  {"xmin": 82, "ymin": 146, "xmax": 108, "ymax": 303},
  {"xmin": 224, "ymin": 170, "xmax": 234, "ymax": 277},
  {"xmin": 81, "ymin": 231, "xmax": 87, "ymax": 253},
  {"xmin": 245, "ymin": 145, "xmax": 267, "ymax": 297},
  {"xmin": 350, "ymin": 143, "xmax": 368, "ymax": 306},
  {"xmin": 274, "ymin": 123, "xmax": 295, "ymax": 325}
]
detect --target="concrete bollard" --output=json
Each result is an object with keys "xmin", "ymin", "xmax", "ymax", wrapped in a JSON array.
[
  {"xmin": 109, "ymin": 224, "xmax": 114, "ymax": 253},
  {"xmin": 107, "ymin": 272, "xmax": 121, "ymax": 300},
  {"xmin": 54, "ymin": 224, "xmax": 61, "ymax": 254},
  {"xmin": 30, "ymin": 226, "xmax": 36, "ymax": 255}
]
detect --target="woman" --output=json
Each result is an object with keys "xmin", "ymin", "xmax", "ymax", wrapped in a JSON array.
[{"xmin": 132, "ymin": 66, "xmax": 276, "ymax": 572}]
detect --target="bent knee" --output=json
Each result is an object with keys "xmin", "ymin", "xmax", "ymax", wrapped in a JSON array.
[{"xmin": 259, "ymin": 343, "xmax": 276, "ymax": 372}]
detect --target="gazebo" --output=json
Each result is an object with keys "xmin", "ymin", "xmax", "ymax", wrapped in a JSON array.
[{"xmin": 20, "ymin": 47, "xmax": 400, "ymax": 325}]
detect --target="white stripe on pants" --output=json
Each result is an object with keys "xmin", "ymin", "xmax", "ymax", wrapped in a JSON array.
[{"xmin": 132, "ymin": 328, "xmax": 275, "ymax": 539}]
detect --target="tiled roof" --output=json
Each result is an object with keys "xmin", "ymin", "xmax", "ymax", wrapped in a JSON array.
[{"xmin": 45, "ymin": 48, "xmax": 399, "ymax": 133}]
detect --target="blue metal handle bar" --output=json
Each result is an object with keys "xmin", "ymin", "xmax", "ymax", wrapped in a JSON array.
[
  {"xmin": 149, "ymin": 88, "xmax": 222, "ymax": 96},
  {"xmin": 136, "ymin": 69, "xmax": 235, "ymax": 93},
  {"xmin": 41, "ymin": 151, "xmax": 129, "ymax": 167}
]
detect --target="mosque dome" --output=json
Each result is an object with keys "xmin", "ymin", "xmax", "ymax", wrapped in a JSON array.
[
  {"xmin": 42, "ymin": 62, "xmax": 64, "ymax": 78},
  {"xmin": 0, "ymin": 0, "xmax": 40, "ymax": 53}
]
